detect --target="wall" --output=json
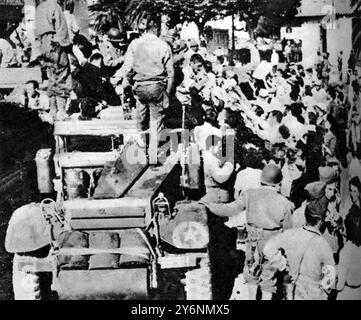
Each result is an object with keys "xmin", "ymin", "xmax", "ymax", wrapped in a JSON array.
[
  {"xmin": 280, "ymin": 26, "xmax": 303, "ymax": 40},
  {"xmin": 73, "ymin": 0, "xmax": 90, "ymax": 39},
  {"xmin": 326, "ymin": 16, "xmax": 352, "ymax": 74},
  {"xmin": 281, "ymin": 24, "xmax": 321, "ymax": 67},
  {"xmin": 299, "ymin": 22, "xmax": 321, "ymax": 68},
  {"xmin": 281, "ymin": 17, "xmax": 353, "ymax": 71},
  {"xmin": 24, "ymin": 0, "xmax": 35, "ymax": 44},
  {"xmin": 281, "ymin": 22, "xmax": 321, "ymax": 68},
  {"xmin": 24, "ymin": 0, "xmax": 90, "ymax": 40}
]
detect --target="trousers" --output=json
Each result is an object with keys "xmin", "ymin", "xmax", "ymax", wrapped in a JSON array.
[
  {"xmin": 39, "ymin": 33, "xmax": 72, "ymax": 100},
  {"xmin": 133, "ymin": 81, "xmax": 169, "ymax": 163},
  {"xmin": 133, "ymin": 82, "xmax": 168, "ymax": 132}
]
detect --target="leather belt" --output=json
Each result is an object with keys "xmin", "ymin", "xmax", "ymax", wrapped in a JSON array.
[{"xmin": 247, "ymin": 224, "xmax": 282, "ymax": 232}]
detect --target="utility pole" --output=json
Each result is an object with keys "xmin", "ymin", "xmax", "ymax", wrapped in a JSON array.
[{"xmin": 230, "ymin": 12, "xmax": 235, "ymax": 65}]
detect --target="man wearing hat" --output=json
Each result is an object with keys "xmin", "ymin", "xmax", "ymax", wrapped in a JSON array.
[
  {"xmin": 292, "ymin": 181, "xmax": 328, "ymax": 228},
  {"xmin": 202, "ymin": 163, "xmax": 294, "ymax": 299},
  {"xmin": 99, "ymin": 27, "xmax": 127, "ymax": 69},
  {"xmin": 185, "ymin": 39, "xmax": 204, "ymax": 63},
  {"xmin": 262, "ymin": 201, "xmax": 335, "ymax": 300}
]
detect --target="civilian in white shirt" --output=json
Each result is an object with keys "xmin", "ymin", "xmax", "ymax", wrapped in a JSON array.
[
  {"xmin": 194, "ymin": 109, "xmax": 221, "ymax": 152},
  {"xmin": 312, "ymin": 81, "xmax": 329, "ymax": 103}
]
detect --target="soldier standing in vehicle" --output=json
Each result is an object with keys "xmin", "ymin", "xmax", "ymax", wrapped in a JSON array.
[
  {"xmin": 116, "ymin": 16, "xmax": 174, "ymax": 162},
  {"xmin": 202, "ymin": 163, "xmax": 294, "ymax": 300}
]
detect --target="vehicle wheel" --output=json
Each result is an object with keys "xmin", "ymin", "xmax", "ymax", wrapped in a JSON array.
[
  {"xmin": 184, "ymin": 256, "xmax": 212, "ymax": 300},
  {"xmin": 12, "ymin": 254, "xmax": 53, "ymax": 300}
]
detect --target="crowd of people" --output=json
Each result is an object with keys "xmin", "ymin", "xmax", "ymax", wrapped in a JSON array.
[{"xmin": 2, "ymin": 0, "xmax": 361, "ymax": 301}]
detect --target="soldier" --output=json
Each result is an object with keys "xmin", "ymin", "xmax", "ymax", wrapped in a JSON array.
[
  {"xmin": 292, "ymin": 181, "xmax": 328, "ymax": 229},
  {"xmin": 202, "ymin": 164, "xmax": 294, "ymax": 299},
  {"xmin": 263, "ymin": 201, "xmax": 335, "ymax": 300},
  {"xmin": 116, "ymin": 16, "xmax": 174, "ymax": 162},
  {"xmin": 98, "ymin": 27, "xmax": 127, "ymax": 69},
  {"xmin": 35, "ymin": 0, "xmax": 72, "ymax": 120}
]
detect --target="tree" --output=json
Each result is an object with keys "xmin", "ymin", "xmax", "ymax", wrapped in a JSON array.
[
  {"xmin": 89, "ymin": 0, "xmax": 301, "ymax": 35},
  {"xmin": 351, "ymin": 0, "xmax": 361, "ymax": 66},
  {"xmin": 89, "ymin": 0, "xmax": 129, "ymax": 33},
  {"xmin": 237, "ymin": 0, "xmax": 301, "ymax": 36},
  {"xmin": 89, "ymin": 0, "xmax": 247, "ymax": 32}
]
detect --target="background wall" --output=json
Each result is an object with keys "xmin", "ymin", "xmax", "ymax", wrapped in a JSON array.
[{"xmin": 326, "ymin": 16, "xmax": 352, "ymax": 74}]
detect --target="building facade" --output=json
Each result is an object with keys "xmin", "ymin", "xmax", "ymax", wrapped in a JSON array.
[{"xmin": 280, "ymin": 0, "xmax": 356, "ymax": 71}]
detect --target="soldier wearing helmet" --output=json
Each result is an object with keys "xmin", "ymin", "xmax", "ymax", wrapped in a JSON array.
[
  {"xmin": 202, "ymin": 163, "xmax": 294, "ymax": 300},
  {"xmin": 99, "ymin": 27, "xmax": 127, "ymax": 69}
]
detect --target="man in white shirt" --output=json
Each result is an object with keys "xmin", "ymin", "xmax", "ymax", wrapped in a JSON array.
[
  {"xmin": 194, "ymin": 109, "xmax": 221, "ymax": 152},
  {"xmin": 201, "ymin": 133, "xmax": 234, "ymax": 204},
  {"xmin": 253, "ymin": 110, "xmax": 284, "ymax": 144},
  {"xmin": 312, "ymin": 82, "xmax": 328, "ymax": 103}
]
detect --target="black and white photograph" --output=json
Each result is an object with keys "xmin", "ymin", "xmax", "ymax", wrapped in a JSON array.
[{"xmin": 0, "ymin": 0, "xmax": 361, "ymax": 303}]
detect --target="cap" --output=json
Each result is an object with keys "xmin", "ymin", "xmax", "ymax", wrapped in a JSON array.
[
  {"xmin": 259, "ymin": 89, "xmax": 269, "ymax": 98},
  {"xmin": 304, "ymin": 181, "xmax": 326, "ymax": 200},
  {"xmin": 319, "ymin": 166, "xmax": 337, "ymax": 184},
  {"xmin": 326, "ymin": 156, "xmax": 341, "ymax": 167},
  {"xmin": 260, "ymin": 164, "xmax": 283, "ymax": 186},
  {"xmin": 214, "ymin": 48, "xmax": 225, "ymax": 56},
  {"xmin": 167, "ymin": 28, "xmax": 177, "ymax": 38},
  {"xmin": 89, "ymin": 49, "xmax": 103, "ymax": 60},
  {"xmin": 173, "ymin": 40, "xmax": 188, "ymax": 54},
  {"xmin": 189, "ymin": 39, "xmax": 199, "ymax": 48},
  {"xmin": 269, "ymin": 99, "xmax": 284, "ymax": 112}
]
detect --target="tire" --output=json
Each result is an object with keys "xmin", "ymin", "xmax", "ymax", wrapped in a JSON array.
[
  {"xmin": 12, "ymin": 254, "xmax": 53, "ymax": 300},
  {"xmin": 184, "ymin": 256, "xmax": 212, "ymax": 300},
  {"xmin": 12, "ymin": 254, "xmax": 41, "ymax": 300}
]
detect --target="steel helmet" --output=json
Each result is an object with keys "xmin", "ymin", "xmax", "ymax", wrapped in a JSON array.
[
  {"xmin": 107, "ymin": 27, "xmax": 126, "ymax": 46},
  {"xmin": 5, "ymin": 203, "xmax": 51, "ymax": 253}
]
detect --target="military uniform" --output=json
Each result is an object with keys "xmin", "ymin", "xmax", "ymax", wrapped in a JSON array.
[
  {"xmin": 35, "ymin": 0, "xmax": 72, "ymax": 119},
  {"xmin": 98, "ymin": 38, "xmax": 125, "ymax": 68},
  {"xmin": 205, "ymin": 185, "xmax": 294, "ymax": 297},
  {"xmin": 263, "ymin": 226, "xmax": 335, "ymax": 300},
  {"xmin": 204, "ymin": 164, "xmax": 294, "ymax": 299}
]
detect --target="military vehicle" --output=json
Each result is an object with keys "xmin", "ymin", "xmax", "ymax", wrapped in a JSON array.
[{"xmin": 5, "ymin": 113, "xmax": 212, "ymax": 300}]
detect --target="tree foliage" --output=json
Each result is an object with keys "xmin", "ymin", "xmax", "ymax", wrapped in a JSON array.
[{"xmin": 89, "ymin": 0, "xmax": 301, "ymax": 35}]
